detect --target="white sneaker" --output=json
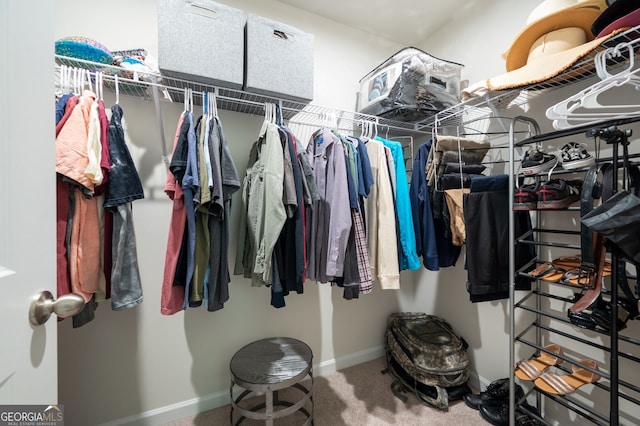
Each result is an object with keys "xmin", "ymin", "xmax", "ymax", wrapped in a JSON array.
[{"xmin": 560, "ymin": 142, "xmax": 595, "ymax": 170}]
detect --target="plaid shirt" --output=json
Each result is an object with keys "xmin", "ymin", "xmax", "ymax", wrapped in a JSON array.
[{"xmin": 352, "ymin": 209, "xmax": 372, "ymax": 294}]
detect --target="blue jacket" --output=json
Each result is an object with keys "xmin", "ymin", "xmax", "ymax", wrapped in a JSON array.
[
  {"xmin": 409, "ymin": 142, "xmax": 440, "ymax": 270},
  {"xmin": 376, "ymin": 136, "xmax": 420, "ymax": 271}
]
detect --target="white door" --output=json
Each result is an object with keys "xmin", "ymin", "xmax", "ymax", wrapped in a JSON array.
[{"xmin": 0, "ymin": 1, "xmax": 59, "ymax": 405}]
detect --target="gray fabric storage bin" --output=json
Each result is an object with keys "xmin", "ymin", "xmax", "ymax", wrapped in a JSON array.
[
  {"xmin": 244, "ymin": 14, "xmax": 314, "ymax": 102},
  {"xmin": 158, "ymin": 0, "xmax": 244, "ymax": 89}
]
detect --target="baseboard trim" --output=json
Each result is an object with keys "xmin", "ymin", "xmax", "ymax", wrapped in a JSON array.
[
  {"xmin": 316, "ymin": 345, "xmax": 385, "ymax": 376},
  {"xmin": 97, "ymin": 345, "xmax": 386, "ymax": 426}
]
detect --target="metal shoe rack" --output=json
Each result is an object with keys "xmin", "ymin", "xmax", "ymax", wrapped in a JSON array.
[
  {"xmin": 421, "ymin": 25, "xmax": 640, "ymax": 426},
  {"xmin": 507, "ymin": 115, "xmax": 640, "ymax": 426}
]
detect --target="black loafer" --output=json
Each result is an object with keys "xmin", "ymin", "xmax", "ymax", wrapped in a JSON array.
[
  {"xmin": 568, "ymin": 309, "xmax": 597, "ymax": 329},
  {"xmin": 592, "ymin": 296, "xmax": 638, "ymax": 332}
]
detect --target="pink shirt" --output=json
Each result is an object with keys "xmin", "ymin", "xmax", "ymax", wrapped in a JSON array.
[{"xmin": 161, "ymin": 113, "xmax": 187, "ymax": 315}]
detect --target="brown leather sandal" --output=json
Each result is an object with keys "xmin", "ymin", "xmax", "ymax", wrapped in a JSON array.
[{"xmin": 534, "ymin": 359, "xmax": 600, "ymax": 395}]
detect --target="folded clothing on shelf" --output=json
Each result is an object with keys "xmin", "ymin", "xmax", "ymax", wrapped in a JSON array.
[{"xmin": 357, "ymin": 47, "xmax": 464, "ymax": 122}]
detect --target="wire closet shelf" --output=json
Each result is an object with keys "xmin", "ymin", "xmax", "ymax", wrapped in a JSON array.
[
  {"xmin": 54, "ymin": 55, "xmax": 426, "ymax": 135},
  {"xmin": 424, "ymin": 25, "xmax": 640, "ymax": 132}
]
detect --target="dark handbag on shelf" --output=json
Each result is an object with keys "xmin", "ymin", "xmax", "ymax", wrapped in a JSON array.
[
  {"xmin": 581, "ymin": 147, "xmax": 640, "ymax": 265},
  {"xmin": 574, "ymin": 129, "xmax": 640, "ymax": 317},
  {"xmin": 581, "ymin": 189, "xmax": 640, "ymax": 265}
]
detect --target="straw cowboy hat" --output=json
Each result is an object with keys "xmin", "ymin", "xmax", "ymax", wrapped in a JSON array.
[
  {"xmin": 461, "ymin": 0, "xmax": 640, "ymax": 98},
  {"xmin": 483, "ymin": 0, "xmax": 640, "ymax": 91},
  {"xmin": 504, "ymin": 0, "xmax": 609, "ymax": 72}
]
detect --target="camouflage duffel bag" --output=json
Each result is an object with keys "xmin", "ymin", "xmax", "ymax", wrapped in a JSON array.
[{"xmin": 384, "ymin": 312, "xmax": 471, "ymax": 409}]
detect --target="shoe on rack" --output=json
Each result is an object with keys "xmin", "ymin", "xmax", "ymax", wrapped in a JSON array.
[
  {"xmin": 463, "ymin": 378, "xmax": 508, "ymax": 409},
  {"xmin": 534, "ymin": 359, "xmax": 601, "ymax": 395},
  {"xmin": 516, "ymin": 402, "xmax": 544, "ymax": 426},
  {"xmin": 465, "ymin": 379, "xmax": 525, "ymax": 410},
  {"xmin": 536, "ymin": 179, "xmax": 582, "ymax": 210},
  {"xmin": 560, "ymin": 142, "xmax": 596, "ymax": 170},
  {"xmin": 567, "ymin": 292, "xmax": 604, "ymax": 330},
  {"xmin": 521, "ymin": 149, "xmax": 558, "ymax": 175},
  {"xmin": 514, "ymin": 343, "xmax": 563, "ymax": 381},
  {"xmin": 591, "ymin": 295, "xmax": 638, "ymax": 332},
  {"xmin": 514, "ymin": 183, "xmax": 538, "ymax": 211},
  {"xmin": 479, "ymin": 399, "xmax": 540, "ymax": 426}
]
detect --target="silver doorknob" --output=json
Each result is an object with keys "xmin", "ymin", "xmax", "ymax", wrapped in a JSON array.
[{"xmin": 29, "ymin": 290, "xmax": 85, "ymax": 325}]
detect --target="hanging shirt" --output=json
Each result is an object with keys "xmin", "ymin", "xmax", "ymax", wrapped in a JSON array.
[
  {"xmin": 409, "ymin": 141, "xmax": 440, "ymax": 271},
  {"xmin": 305, "ymin": 128, "xmax": 352, "ymax": 282},
  {"xmin": 205, "ymin": 117, "xmax": 240, "ymax": 312},
  {"xmin": 180, "ymin": 112, "xmax": 199, "ymax": 309},
  {"xmin": 56, "ymin": 90, "xmax": 96, "ymax": 193},
  {"xmin": 161, "ymin": 113, "xmax": 188, "ymax": 315},
  {"xmin": 364, "ymin": 138, "xmax": 400, "ymax": 289},
  {"xmin": 376, "ymin": 136, "xmax": 421, "ymax": 271},
  {"xmin": 235, "ymin": 121, "xmax": 286, "ymax": 286},
  {"xmin": 85, "ymin": 100, "xmax": 103, "ymax": 186},
  {"xmin": 105, "ymin": 103, "xmax": 144, "ymax": 310},
  {"xmin": 103, "ymin": 104, "xmax": 145, "ymax": 208}
]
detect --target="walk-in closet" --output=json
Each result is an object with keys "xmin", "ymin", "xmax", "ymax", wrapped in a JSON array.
[{"xmin": 2, "ymin": 1, "xmax": 640, "ymax": 425}]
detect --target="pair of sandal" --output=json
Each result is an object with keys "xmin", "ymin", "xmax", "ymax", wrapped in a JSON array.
[
  {"xmin": 529, "ymin": 256, "xmax": 611, "ymax": 286},
  {"xmin": 514, "ymin": 344, "xmax": 600, "ymax": 395}
]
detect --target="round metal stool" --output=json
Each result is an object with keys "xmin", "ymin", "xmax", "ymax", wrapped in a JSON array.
[{"xmin": 230, "ymin": 337, "xmax": 314, "ymax": 425}]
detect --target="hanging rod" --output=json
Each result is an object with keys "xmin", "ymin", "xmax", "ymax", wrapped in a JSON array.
[{"xmin": 55, "ymin": 55, "xmax": 429, "ymax": 135}]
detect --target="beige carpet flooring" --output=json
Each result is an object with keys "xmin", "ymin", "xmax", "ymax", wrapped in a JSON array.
[{"xmin": 163, "ymin": 357, "xmax": 491, "ymax": 425}]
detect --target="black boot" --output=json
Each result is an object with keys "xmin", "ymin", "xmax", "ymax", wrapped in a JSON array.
[
  {"xmin": 465, "ymin": 378, "xmax": 524, "ymax": 410},
  {"xmin": 479, "ymin": 400, "xmax": 540, "ymax": 426},
  {"xmin": 479, "ymin": 401, "xmax": 509, "ymax": 426},
  {"xmin": 463, "ymin": 379, "xmax": 509, "ymax": 410}
]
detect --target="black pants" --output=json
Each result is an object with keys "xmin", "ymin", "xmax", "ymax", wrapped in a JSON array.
[{"xmin": 464, "ymin": 188, "xmax": 534, "ymax": 302}]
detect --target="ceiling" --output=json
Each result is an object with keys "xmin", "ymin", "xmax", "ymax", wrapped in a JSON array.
[{"xmin": 276, "ymin": 0, "xmax": 476, "ymax": 45}]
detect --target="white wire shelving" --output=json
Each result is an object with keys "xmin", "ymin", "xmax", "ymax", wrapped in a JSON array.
[
  {"xmin": 425, "ymin": 25, "xmax": 640, "ymax": 132},
  {"xmin": 54, "ymin": 55, "xmax": 426, "ymax": 135}
]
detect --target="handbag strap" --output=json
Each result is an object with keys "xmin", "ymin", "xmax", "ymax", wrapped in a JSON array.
[
  {"xmin": 580, "ymin": 162, "xmax": 613, "ymax": 269},
  {"xmin": 571, "ymin": 163, "xmax": 614, "ymax": 313},
  {"xmin": 621, "ymin": 134, "xmax": 640, "ymax": 196}
]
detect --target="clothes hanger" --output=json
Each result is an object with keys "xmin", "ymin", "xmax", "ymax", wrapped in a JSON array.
[
  {"xmin": 546, "ymin": 43, "xmax": 640, "ymax": 128},
  {"xmin": 85, "ymin": 69, "xmax": 93, "ymax": 93},
  {"xmin": 96, "ymin": 71, "xmax": 103, "ymax": 101},
  {"xmin": 114, "ymin": 74, "xmax": 120, "ymax": 105},
  {"xmin": 547, "ymin": 44, "xmax": 639, "ymax": 116},
  {"xmin": 71, "ymin": 68, "xmax": 80, "ymax": 95},
  {"xmin": 203, "ymin": 91, "xmax": 208, "ymax": 117},
  {"xmin": 276, "ymin": 103, "xmax": 284, "ymax": 126}
]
